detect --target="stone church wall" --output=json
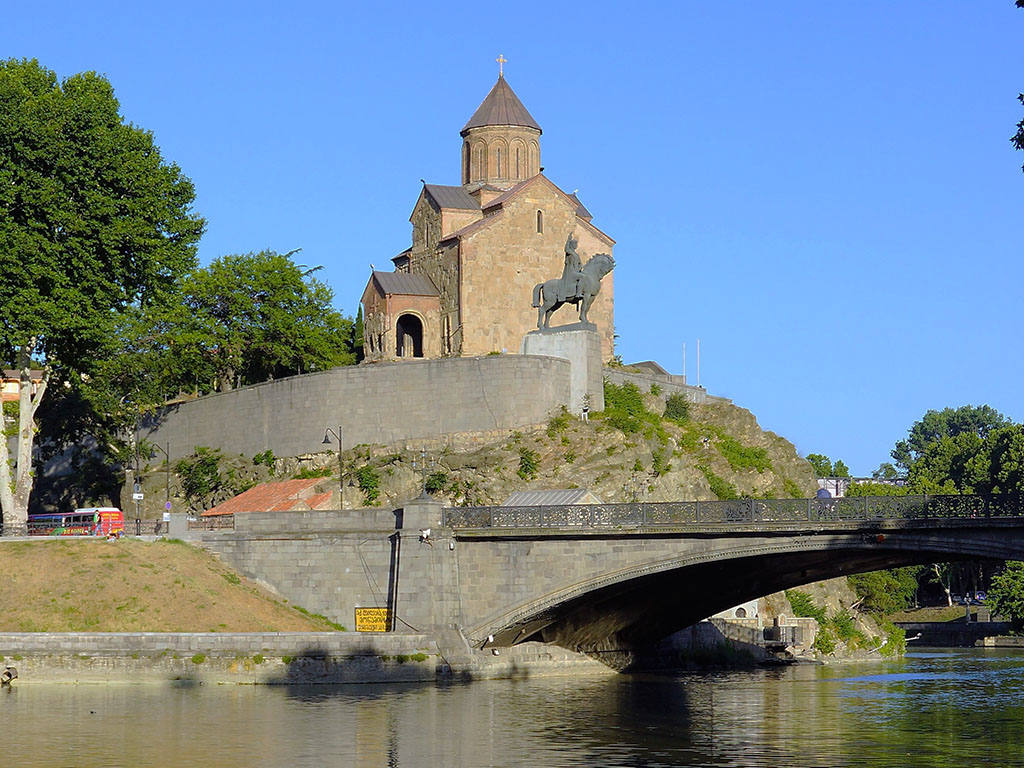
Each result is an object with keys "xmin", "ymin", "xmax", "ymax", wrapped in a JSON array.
[
  {"xmin": 458, "ymin": 182, "xmax": 614, "ymax": 359},
  {"xmin": 141, "ymin": 355, "xmax": 572, "ymax": 461}
]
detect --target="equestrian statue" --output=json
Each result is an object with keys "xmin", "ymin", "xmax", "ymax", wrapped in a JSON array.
[{"xmin": 532, "ymin": 235, "xmax": 615, "ymax": 329}]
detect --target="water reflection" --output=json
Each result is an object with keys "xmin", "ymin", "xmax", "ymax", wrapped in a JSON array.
[{"xmin": 3, "ymin": 650, "xmax": 1024, "ymax": 767}]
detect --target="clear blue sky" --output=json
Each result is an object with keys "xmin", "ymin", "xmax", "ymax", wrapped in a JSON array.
[{"xmin": 5, "ymin": 2, "xmax": 1022, "ymax": 475}]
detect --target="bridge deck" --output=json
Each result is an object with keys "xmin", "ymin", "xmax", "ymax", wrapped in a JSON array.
[{"xmin": 443, "ymin": 494, "xmax": 1024, "ymax": 534}]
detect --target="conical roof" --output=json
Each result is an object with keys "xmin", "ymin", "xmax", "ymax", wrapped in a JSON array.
[{"xmin": 461, "ymin": 76, "xmax": 542, "ymax": 134}]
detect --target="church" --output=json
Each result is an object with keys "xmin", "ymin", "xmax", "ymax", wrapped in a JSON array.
[{"xmin": 360, "ymin": 70, "xmax": 616, "ymax": 363}]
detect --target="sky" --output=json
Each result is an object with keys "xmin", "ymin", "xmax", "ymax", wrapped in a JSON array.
[{"xmin": 4, "ymin": 1, "xmax": 1022, "ymax": 476}]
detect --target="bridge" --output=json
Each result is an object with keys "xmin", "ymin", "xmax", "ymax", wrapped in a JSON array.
[{"xmin": 199, "ymin": 493, "xmax": 1024, "ymax": 667}]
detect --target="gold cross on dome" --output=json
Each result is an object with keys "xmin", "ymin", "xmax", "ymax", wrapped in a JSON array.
[{"xmin": 496, "ymin": 54, "xmax": 507, "ymax": 77}]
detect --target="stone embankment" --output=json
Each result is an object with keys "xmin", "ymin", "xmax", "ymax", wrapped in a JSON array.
[{"xmin": 0, "ymin": 632, "xmax": 609, "ymax": 685}]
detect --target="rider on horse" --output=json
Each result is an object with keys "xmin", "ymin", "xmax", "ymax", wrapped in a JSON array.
[{"xmin": 560, "ymin": 235, "xmax": 584, "ymax": 302}]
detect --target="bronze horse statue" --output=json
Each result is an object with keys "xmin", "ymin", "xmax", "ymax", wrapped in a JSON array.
[{"xmin": 532, "ymin": 236, "xmax": 615, "ymax": 328}]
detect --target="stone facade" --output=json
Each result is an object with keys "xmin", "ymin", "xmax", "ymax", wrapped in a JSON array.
[{"xmin": 362, "ymin": 75, "xmax": 616, "ymax": 363}]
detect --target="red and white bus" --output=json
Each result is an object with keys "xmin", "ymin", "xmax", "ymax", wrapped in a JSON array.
[{"xmin": 28, "ymin": 508, "xmax": 126, "ymax": 537}]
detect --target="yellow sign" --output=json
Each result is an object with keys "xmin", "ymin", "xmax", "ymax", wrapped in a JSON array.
[{"xmin": 355, "ymin": 607, "xmax": 391, "ymax": 632}]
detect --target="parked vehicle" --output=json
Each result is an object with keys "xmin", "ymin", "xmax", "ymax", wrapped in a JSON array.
[{"xmin": 28, "ymin": 508, "xmax": 125, "ymax": 537}]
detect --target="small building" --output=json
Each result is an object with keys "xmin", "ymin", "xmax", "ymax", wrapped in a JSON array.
[
  {"xmin": 360, "ymin": 271, "xmax": 441, "ymax": 360},
  {"xmin": 1, "ymin": 369, "xmax": 43, "ymax": 403}
]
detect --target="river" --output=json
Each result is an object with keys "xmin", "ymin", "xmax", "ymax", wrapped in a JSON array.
[{"xmin": 3, "ymin": 649, "xmax": 1024, "ymax": 767}]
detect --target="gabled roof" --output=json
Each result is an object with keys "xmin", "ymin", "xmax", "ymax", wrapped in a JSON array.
[
  {"xmin": 567, "ymin": 192, "xmax": 592, "ymax": 221},
  {"xmin": 502, "ymin": 488, "xmax": 602, "ymax": 506},
  {"xmin": 423, "ymin": 184, "xmax": 479, "ymax": 211},
  {"xmin": 202, "ymin": 478, "xmax": 333, "ymax": 517},
  {"xmin": 371, "ymin": 271, "xmax": 439, "ymax": 297},
  {"xmin": 462, "ymin": 76, "xmax": 542, "ymax": 134},
  {"xmin": 439, "ymin": 173, "xmax": 614, "ymax": 247}
]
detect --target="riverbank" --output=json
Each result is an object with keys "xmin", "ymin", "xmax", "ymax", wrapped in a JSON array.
[{"xmin": 0, "ymin": 632, "xmax": 610, "ymax": 684}]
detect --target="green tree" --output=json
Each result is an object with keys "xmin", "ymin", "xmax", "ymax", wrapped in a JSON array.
[
  {"xmin": 872, "ymin": 462, "xmax": 899, "ymax": 480},
  {"xmin": 806, "ymin": 453, "xmax": 849, "ymax": 477},
  {"xmin": 988, "ymin": 561, "xmax": 1024, "ymax": 630},
  {"xmin": 805, "ymin": 454, "xmax": 833, "ymax": 477},
  {"xmin": 0, "ymin": 59, "xmax": 204, "ymax": 533},
  {"xmin": 162, "ymin": 250, "xmax": 355, "ymax": 393},
  {"xmin": 848, "ymin": 567, "xmax": 921, "ymax": 614},
  {"xmin": 891, "ymin": 405, "xmax": 1008, "ymax": 473}
]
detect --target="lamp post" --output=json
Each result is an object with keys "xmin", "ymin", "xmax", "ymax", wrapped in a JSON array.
[{"xmin": 322, "ymin": 426, "xmax": 344, "ymax": 509}]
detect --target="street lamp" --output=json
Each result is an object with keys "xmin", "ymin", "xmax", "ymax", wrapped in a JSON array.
[{"xmin": 322, "ymin": 426, "xmax": 344, "ymax": 509}]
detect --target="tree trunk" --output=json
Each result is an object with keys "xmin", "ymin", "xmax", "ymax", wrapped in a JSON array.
[
  {"xmin": 933, "ymin": 563, "xmax": 953, "ymax": 607},
  {"xmin": 0, "ymin": 344, "xmax": 48, "ymax": 535}
]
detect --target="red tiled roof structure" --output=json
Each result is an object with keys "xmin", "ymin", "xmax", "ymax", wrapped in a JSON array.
[{"xmin": 202, "ymin": 478, "xmax": 335, "ymax": 517}]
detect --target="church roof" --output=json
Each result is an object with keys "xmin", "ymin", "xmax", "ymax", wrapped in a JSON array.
[
  {"xmin": 439, "ymin": 174, "xmax": 614, "ymax": 246},
  {"xmin": 461, "ymin": 76, "xmax": 542, "ymax": 134},
  {"xmin": 424, "ymin": 184, "xmax": 479, "ymax": 210},
  {"xmin": 371, "ymin": 271, "xmax": 439, "ymax": 296},
  {"xmin": 567, "ymin": 192, "xmax": 592, "ymax": 221}
]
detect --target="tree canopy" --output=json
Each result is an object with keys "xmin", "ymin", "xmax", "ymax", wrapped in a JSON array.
[
  {"xmin": 121, "ymin": 250, "xmax": 358, "ymax": 396},
  {"xmin": 0, "ymin": 58, "xmax": 204, "ymax": 532},
  {"xmin": 988, "ymin": 561, "xmax": 1024, "ymax": 630},
  {"xmin": 805, "ymin": 454, "xmax": 850, "ymax": 477},
  {"xmin": 891, "ymin": 405, "xmax": 1008, "ymax": 473}
]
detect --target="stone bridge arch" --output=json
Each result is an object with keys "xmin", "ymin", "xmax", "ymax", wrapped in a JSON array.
[{"xmin": 454, "ymin": 522, "xmax": 1024, "ymax": 655}]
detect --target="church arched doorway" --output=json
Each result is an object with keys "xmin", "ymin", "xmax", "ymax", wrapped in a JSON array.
[{"xmin": 396, "ymin": 313, "xmax": 424, "ymax": 358}]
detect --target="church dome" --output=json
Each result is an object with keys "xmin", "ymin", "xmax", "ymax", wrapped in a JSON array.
[
  {"xmin": 461, "ymin": 76, "xmax": 542, "ymax": 134},
  {"xmin": 460, "ymin": 76, "xmax": 542, "ymax": 188}
]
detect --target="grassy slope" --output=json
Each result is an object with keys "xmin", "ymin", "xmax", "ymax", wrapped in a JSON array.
[{"xmin": 0, "ymin": 538, "xmax": 339, "ymax": 633}]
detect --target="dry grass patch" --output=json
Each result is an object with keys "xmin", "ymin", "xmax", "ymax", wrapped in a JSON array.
[{"xmin": 0, "ymin": 538, "xmax": 338, "ymax": 633}]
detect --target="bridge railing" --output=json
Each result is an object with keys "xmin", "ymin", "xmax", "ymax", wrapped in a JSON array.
[{"xmin": 441, "ymin": 493, "xmax": 1024, "ymax": 529}]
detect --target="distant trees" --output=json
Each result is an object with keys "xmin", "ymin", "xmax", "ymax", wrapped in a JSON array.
[
  {"xmin": 890, "ymin": 406, "xmax": 1024, "ymax": 495},
  {"xmin": 805, "ymin": 454, "xmax": 849, "ymax": 477},
  {"xmin": 0, "ymin": 59, "xmax": 204, "ymax": 533},
  {"xmin": 891, "ymin": 405, "xmax": 1009, "ymax": 475}
]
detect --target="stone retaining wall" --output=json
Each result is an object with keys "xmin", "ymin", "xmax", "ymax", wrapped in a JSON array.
[
  {"xmin": 0, "ymin": 632, "xmax": 608, "ymax": 684},
  {"xmin": 603, "ymin": 367, "xmax": 726, "ymax": 405},
  {"xmin": 140, "ymin": 355, "xmax": 572, "ymax": 461}
]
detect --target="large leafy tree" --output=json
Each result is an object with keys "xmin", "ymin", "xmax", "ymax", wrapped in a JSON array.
[
  {"xmin": 0, "ymin": 59, "xmax": 204, "ymax": 533},
  {"xmin": 891, "ymin": 405, "xmax": 1008, "ymax": 473},
  {"xmin": 142, "ymin": 250, "xmax": 357, "ymax": 394}
]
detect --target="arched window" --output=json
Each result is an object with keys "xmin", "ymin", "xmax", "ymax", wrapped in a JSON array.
[
  {"xmin": 516, "ymin": 147, "xmax": 521, "ymax": 178},
  {"xmin": 536, "ymin": 210, "xmax": 543, "ymax": 234},
  {"xmin": 496, "ymin": 148, "xmax": 502, "ymax": 178}
]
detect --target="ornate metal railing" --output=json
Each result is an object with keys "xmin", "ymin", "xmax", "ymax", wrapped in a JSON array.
[{"xmin": 442, "ymin": 494, "xmax": 1024, "ymax": 530}]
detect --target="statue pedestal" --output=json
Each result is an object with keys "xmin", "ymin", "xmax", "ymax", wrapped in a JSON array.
[{"xmin": 521, "ymin": 325, "xmax": 604, "ymax": 414}]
